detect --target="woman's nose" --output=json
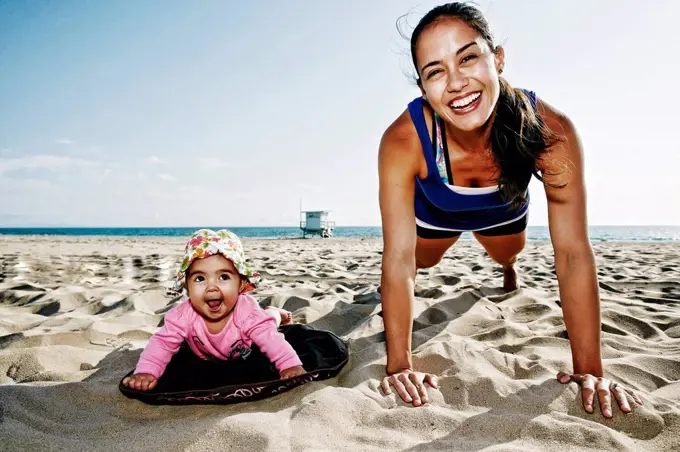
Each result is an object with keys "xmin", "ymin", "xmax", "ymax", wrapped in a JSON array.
[{"xmin": 446, "ymin": 68, "xmax": 469, "ymax": 93}]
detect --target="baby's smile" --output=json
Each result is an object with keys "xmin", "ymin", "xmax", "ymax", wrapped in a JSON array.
[{"xmin": 205, "ymin": 298, "xmax": 223, "ymax": 312}]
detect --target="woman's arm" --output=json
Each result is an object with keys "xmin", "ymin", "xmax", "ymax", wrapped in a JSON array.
[
  {"xmin": 534, "ymin": 100, "xmax": 641, "ymax": 419},
  {"xmin": 378, "ymin": 112, "xmax": 420, "ymax": 374},
  {"xmin": 538, "ymin": 100, "xmax": 603, "ymax": 377},
  {"xmin": 377, "ymin": 111, "xmax": 438, "ymax": 407}
]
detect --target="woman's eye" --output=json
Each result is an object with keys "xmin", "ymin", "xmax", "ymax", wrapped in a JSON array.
[
  {"xmin": 461, "ymin": 54, "xmax": 478, "ymax": 64},
  {"xmin": 426, "ymin": 69, "xmax": 442, "ymax": 79}
]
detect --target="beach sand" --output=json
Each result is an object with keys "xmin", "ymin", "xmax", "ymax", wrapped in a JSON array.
[{"xmin": 1, "ymin": 235, "xmax": 679, "ymax": 451}]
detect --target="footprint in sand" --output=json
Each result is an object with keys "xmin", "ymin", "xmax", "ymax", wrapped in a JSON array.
[{"xmin": 430, "ymin": 275, "xmax": 462, "ymax": 286}]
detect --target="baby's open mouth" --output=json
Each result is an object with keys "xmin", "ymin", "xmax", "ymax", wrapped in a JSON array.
[{"xmin": 206, "ymin": 300, "xmax": 223, "ymax": 312}]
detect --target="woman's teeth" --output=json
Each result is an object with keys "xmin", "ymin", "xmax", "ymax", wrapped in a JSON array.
[{"xmin": 450, "ymin": 92, "xmax": 480, "ymax": 109}]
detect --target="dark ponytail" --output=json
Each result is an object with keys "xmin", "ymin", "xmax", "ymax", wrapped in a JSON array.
[
  {"xmin": 407, "ymin": 2, "xmax": 563, "ymax": 207},
  {"xmin": 491, "ymin": 78, "xmax": 562, "ymax": 207}
]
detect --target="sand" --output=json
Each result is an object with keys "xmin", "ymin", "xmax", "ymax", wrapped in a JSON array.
[{"xmin": 0, "ymin": 235, "xmax": 679, "ymax": 451}]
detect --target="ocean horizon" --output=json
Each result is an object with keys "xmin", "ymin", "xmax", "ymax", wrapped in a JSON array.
[{"xmin": 0, "ymin": 225, "xmax": 678, "ymax": 242}]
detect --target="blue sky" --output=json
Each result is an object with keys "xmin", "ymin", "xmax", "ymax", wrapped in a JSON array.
[{"xmin": 1, "ymin": 0, "xmax": 678, "ymax": 227}]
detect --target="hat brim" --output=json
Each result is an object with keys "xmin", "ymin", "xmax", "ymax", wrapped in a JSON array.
[{"xmin": 173, "ymin": 254, "xmax": 261, "ymax": 294}]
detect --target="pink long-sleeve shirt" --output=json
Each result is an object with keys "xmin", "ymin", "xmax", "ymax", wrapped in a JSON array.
[{"xmin": 135, "ymin": 294, "xmax": 302, "ymax": 379}]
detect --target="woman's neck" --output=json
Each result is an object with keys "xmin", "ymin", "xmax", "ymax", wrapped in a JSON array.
[{"xmin": 444, "ymin": 109, "xmax": 496, "ymax": 154}]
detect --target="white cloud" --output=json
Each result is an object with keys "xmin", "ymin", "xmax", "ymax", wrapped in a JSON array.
[
  {"xmin": 157, "ymin": 173, "xmax": 177, "ymax": 182},
  {"xmin": 55, "ymin": 138, "xmax": 74, "ymax": 145},
  {"xmin": 0, "ymin": 155, "xmax": 99, "ymax": 174},
  {"xmin": 145, "ymin": 156, "xmax": 163, "ymax": 165},
  {"xmin": 0, "ymin": 176, "xmax": 56, "ymax": 191},
  {"xmin": 198, "ymin": 157, "xmax": 230, "ymax": 169}
]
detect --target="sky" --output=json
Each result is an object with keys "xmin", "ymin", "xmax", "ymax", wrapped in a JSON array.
[{"xmin": 1, "ymin": 0, "xmax": 678, "ymax": 227}]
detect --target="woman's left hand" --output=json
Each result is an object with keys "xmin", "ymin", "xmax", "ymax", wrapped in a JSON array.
[{"xmin": 557, "ymin": 371, "xmax": 643, "ymax": 418}]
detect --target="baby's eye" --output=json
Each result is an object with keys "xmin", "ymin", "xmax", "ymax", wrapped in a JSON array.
[
  {"xmin": 193, "ymin": 275, "xmax": 204, "ymax": 282},
  {"xmin": 219, "ymin": 274, "xmax": 231, "ymax": 281}
]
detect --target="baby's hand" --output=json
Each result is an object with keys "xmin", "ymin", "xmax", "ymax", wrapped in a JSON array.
[
  {"xmin": 122, "ymin": 373, "xmax": 158, "ymax": 391},
  {"xmin": 280, "ymin": 365, "xmax": 306, "ymax": 379}
]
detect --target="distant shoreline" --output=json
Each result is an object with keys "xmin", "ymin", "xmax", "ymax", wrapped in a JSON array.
[
  {"xmin": 1, "ymin": 225, "xmax": 679, "ymax": 244},
  {"xmin": 1, "ymin": 236, "xmax": 679, "ymax": 245}
]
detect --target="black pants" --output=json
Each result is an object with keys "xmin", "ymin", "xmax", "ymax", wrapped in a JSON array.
[
  {"xmin": 153, "ymin": 341, "xmax": 279, "ymax": 393},
  {"xmin": 416, "ymin": 213, "xmax": 528, "ymax": 240}
]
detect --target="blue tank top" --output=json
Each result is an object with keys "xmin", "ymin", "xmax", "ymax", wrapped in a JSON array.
[{"xmin": 409, "ymin": 90, "xmax": 536, "ymax": 232}]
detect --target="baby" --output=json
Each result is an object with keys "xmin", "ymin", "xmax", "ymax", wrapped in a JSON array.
[{"xmin": 123, "ymin": 228, "xmax": 305, "ymax": 391}]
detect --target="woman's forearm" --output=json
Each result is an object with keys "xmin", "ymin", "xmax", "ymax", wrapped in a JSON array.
[
  {"xmin": 554, "ymin": 245, "xmax": 603, "ymax": 376},
  {"xmin": 381, "ymin": 257, "xmax": 417, "ymax": 374}
]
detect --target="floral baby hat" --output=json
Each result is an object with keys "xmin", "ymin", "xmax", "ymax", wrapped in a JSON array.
[{"xmin": 172, "ymin": 228, "xmax": 262, "ymax": 294}]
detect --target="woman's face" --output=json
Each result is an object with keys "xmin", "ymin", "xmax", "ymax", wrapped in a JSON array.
[{"xmin": 415, "ymin": 18, "xmax": 504, "ymax": 132}]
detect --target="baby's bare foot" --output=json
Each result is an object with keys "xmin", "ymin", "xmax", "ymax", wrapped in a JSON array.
[
  {"xmin": 280, "ymin": 311, "xmax": 293, "ymax": 324},
  {"xmin": 266, "ymin": 307, "xmax": 293, "ymax": 325}
]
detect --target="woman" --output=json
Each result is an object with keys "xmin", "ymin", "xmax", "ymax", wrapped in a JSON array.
[{"xmin": 377, "ymin": 3, "xmax": 642, "ymax": 418}]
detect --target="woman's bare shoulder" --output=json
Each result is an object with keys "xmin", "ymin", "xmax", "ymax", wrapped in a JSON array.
[
  {"xmin": 536, "ymin": 97, "xmax": 577, "ymax": 138},
  {"xmin": 379, "ymin": 108, "xmax": 423, "ymax": 172},
  {"xmin": 535, "ymin": 96, "xmax": 584, "ymax": 187}
]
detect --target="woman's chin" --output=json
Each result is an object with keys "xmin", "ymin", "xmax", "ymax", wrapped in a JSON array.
[{"xmin": 445, "ymin": 106, "xmax": 493, "ymax": 132}]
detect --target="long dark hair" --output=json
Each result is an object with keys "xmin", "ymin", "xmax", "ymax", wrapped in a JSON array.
[{"xmin": 407, "ymin": 2, "xmax": 563, "ymax": 206}]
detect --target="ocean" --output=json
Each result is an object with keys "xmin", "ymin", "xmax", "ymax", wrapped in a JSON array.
[{"xmin": 0, "ymin": 226, "xmax": 678, "ymax": 242}]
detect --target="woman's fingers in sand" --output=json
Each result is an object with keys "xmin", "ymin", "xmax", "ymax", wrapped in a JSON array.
[
  {"xmin": 579, "ymin": 375, "xmax": 597, "ymax": 414},
  {"xmin": 611, "ymin": 383, "xmax": 632, "ymax": 413},
  {"xmin": 627, "ymin": 387, "xmax": 643, "ymax": 405},
  {"xmin": 556, "ymin": 371, "xmax": 642, "ymax": 418},
  {"xmin": 122, "ymin": 373, "xmax": 157, "ymax": 391},
  {"xmin": 382, "ymin": 374, "xmax": 416, "ymax": 405},
  {"xmin": 380, "ymin": 370, "xmax": 438, "ymax": 407},
  {"xmin": 595, "ymin": 377, "xmax": 613, "ymax": 418}
]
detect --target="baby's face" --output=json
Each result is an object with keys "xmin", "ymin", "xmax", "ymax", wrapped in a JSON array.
[{"xmin": 185, "ymin": 255, "xmax": 242, "ymax": 324}]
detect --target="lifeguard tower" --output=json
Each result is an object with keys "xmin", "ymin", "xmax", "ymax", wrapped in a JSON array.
[{"xmin": 300, "ymin": 210, "xmax": 335, "ymax": 238}]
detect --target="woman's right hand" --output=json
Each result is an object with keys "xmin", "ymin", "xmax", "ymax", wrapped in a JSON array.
[
  {"xmin": 122, "ymin": 373, "xmax": 158, "ymax": 391},
  {"xmin": 381, "ymin": 369, "xmax": 438, "ymax": 406}
]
